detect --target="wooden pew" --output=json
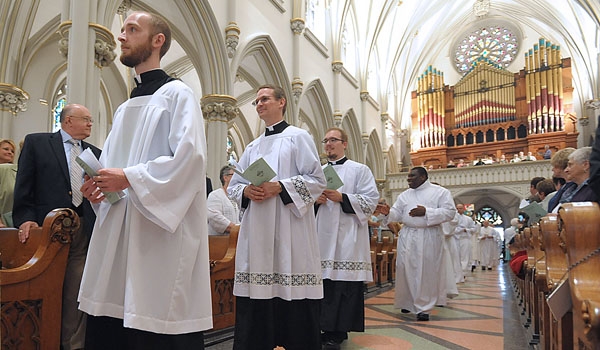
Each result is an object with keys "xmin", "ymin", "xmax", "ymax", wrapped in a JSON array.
[
  {"xmin": 208, "ymin": 225, "xmax": 239, "ymax": 331},
  {"xmin": 1, "ymin": 208, "xmax": 79, "ymax": 350},
  {"xmin": 558, "ymin": 202, "xmax": 600, "ymax": 350},
  {"xmin": 374, "ymin": 237, "xmax": 388, "ymax": 286},
  {"xmin": 540, "ymin": 213, "xmax": 573, "ymax": 350},
  {"xmin": 365, "ymin": 235, "xmax": 378, "ymax": 291}
]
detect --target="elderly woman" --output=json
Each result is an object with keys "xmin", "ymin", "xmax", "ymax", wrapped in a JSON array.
[
  {"xmin": 207, "ymin": 165, "xmax": 240, "ymax": 235},
  {"xmin": 551, "ymin": 146, "xmax": 597, "ymax": 212},
  {"xmin": 0, "ymin": 138, "xmax": 17, "ymax": 227}
]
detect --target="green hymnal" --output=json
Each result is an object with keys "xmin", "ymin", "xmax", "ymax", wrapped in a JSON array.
[
  {"xmin": 323, "ymin": 164, "xmax": 344, "ymax": 190},
  {"xmin": 233, "ymin": 157, "xmax": 276, "ymax": 186}
]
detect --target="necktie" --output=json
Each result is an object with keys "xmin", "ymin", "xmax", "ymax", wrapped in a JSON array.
[{"xmin": 69, "ymin": 139, "xmax": 83, "ymax": 207}]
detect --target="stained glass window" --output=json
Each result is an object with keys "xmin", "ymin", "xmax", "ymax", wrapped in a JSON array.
[
  {"xmin": 474, "ymin": 206, "xmax": 503, "ymax": 226},
  {"xmin": 454, "ymin": 25, "xmax": 518, "ymax": 74},
  {"xmin": 52, "ymin": 97, "xmax": 66, "ymax": 132}
]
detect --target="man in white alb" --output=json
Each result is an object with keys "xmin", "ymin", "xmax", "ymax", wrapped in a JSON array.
[
  {"xmin": 315, "ymin": 127, "xmax": 379, "ymax": 349},
  {"xmin": 379, "ymin": 167, "xmax": 456, "ymax": 321},
  {"xmin": 79, "ymin": 11, "xmax": 212, "ymax": 349},
  {"xmin": 228, "ymin": 84, "xmax": 327, "ymax": 349}
]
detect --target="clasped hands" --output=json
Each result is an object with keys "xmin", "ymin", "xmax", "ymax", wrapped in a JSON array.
[
  {"xmin": 315, "ymin": 189, "xmax": 343, "ymax": 204},
  {"xmin": 243, "ymin": 181, "xmax": 282, "ymax": 202},
  {"xmin": 81, "ymin": 168, "xmax": 130, "ymax": 204},
  {"xmin": 374, "ymin": 203, "xmax": 426, "ymax": 217}
]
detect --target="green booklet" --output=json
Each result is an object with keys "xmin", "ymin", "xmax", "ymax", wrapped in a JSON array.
[
  {"xmin": 323, "ymin": 164, "xmax": 344, "ymax": 190},
  {"xmin": 76, "ymin": 148, "xmax": 126, "ymax": 204},
  {"xmin": 233, "ymin": 157, "xmax": 276, "ymax": 186}
]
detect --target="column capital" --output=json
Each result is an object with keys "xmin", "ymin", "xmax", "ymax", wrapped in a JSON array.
[
  {"xmin": 89, "ymin": 23, "xmax": 117, "ymax": 67},
  {"xmin": 360, "ymin": 90, "xmax": 370, "ymax": 102},
  {"xmin": 0, "ymin": 83, "xmax": 29, "ymax": 115},
  {"xmin": 333, "ymin": 111, "xmax": 343, "ymax": 127},
  {"xmin": 291, "ymin": 78, "xmax": 303, "ymax": 102},
  {"xmin": 225, "ymin": 22, "xmax": 241, "ymax": 59},
  {"xmin": 57, "ymin": 21, "xmax": 72, "ymax": 59},
  {"xmin": 380, "ymin": 112, "xmax": 389, "ymax": 123},
  {"xmin": 331, "ymin": 61, "xmax": 344, "ymax": 73},
  {"xmin": 201, "ymin": 94, "xmax": 239, "ymax": 123},
  {"xmin": 57, "ymin": 21, "xmax": 117, "ymax": 68},
  {"xmin": 290, "ymin": 18, "xmax": 305, "ymax": 35}
]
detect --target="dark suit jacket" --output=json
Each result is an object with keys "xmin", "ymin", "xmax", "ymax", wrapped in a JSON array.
[{"xmin": 13, "ymin": 131, "xmax": 102, "ymax": 238}]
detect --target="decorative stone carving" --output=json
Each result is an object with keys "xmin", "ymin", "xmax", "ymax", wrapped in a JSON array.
[
  {"xmin": 201, "ymin": 95, "xmax": 239, "ymax": 123},
  {"xmin": 473, "ymin": 0, "xmax": 490, "ymax": 18},
  {"xmin": 360, "ymin": 91, "xmax": 369, "ymax": 102},
  {"xmin": 291, "ymin": 78, "xmax": 303, "ymax": 101},
  {"xmin": 117, "ymin": 0, "xmax": 131, "ymax": 15},
  {"xmin": 290, "ymin": 18, "xmax": 305, "ymax": 35},
  {"xmin": 331, "ymin": 61, "xmax": 343, "ymax": 73},
  {"xmin": 57, "ymin": 21, "xmax": 117, "ymax": 67},
  {"xmin": 225, "ymin": 22, "xmax": 241, "ymax": 59},
  {"xmin": 333, "ymin": 111, "xmax": 343, "ymax": 127},
  {"xmin": 380, "ymin": 112, "xmax": 389, "ymax": 123},
  {"xmin": 0, "ymin": 83, "xmax": 29, "ymax": 115},
  {"xmin": 57, "ymin": 21, "xmax": 71, "ymax": 59},
  {"xmin": 90, "ymin": 23, "xmax": 117, "ymax": 67}
]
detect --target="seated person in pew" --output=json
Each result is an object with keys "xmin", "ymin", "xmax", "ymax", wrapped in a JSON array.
[
  {"xmin": 551, "ymin": 147, "xmax": 598, "ymax": 213},
  {"xmin": 207, "ymin": 165, "xmax": 239, "ymax": 235}
]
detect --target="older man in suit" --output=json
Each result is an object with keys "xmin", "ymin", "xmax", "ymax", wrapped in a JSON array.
[{"xmin": 13, "ymin": 103, "xmax": 101, "ymax": 350}]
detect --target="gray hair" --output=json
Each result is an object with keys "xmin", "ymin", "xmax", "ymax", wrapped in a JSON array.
[{"xmin": 568, "ymin": 146, "xmax": 592, "ymax": 164}]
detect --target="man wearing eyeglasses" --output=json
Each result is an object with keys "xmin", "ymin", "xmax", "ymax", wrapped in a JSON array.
[
  {"xmin": 13, "ymin": 103, "xmax": 101, "ymax": 349},
  {"xmin": 228, "ymin": 84, "xmax": 327, "ymax": 350},
  {"xmin": 315, "ymin": 127, "xmax": 379, "ymax": 349}
]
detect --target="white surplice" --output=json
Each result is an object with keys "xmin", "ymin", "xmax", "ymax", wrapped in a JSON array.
[
  {"xmin": 387, "ymin": 181, "xmax": 456, "ymax": 314},
  {"xmin": 78, "ymin": 81, "xmax": 213, "ymax": 334},
  {"xmin": 316, "ymin": 159, "xmax": 378, "ymax": 282},
  {"xmin": 479, "ymin": 225, "xmax": 499, "ymax": 268},
  {"xmin": 453, "ymin": 212, "xmax": 477, "ymax": 271},
  {"xmin": 228, "ymin": 126, "xmax": 326, "ymax": 300}
]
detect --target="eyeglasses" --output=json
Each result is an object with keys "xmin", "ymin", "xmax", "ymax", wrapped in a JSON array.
[
  {"xmin": 321, "ymin": 138, "xmax": 343, "ymax": 144},
  {"xmin": 251, "ymin": 96, "xmax": 273, "ymax": 106},
  {"xmin": 225, "ymin": 173, "xmax": 234, "ymax": 177},
  {"xmin": 70, "ymin": 116, "xmax": 94, "ymax": 124}
]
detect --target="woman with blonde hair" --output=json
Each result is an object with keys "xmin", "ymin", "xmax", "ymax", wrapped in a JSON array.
[{"xmin": 0, "ymin": 138, "xmax": 17, "ymax": 227}]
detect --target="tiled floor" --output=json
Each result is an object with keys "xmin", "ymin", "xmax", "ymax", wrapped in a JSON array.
[{"xmin": 206, "ymin": 263, "xmax": 529, "ymax": 349}]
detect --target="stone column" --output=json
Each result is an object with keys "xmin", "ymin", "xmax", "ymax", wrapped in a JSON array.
[
  {"xmin": 58, "ymin": 0, "xmax": 116, "ymax": 145},
  {"xmin": 332, "ymin": 61, "xmax": 343, "ymax": 126},
  {"xmin": 290, "ymin": 18, "xmax": 305, "ymax": 125},
  {"xmin": 0, "ymin": 84, "xmax": 29, "ymax": 139},
  {"xmin": 201, "ymin": 94, "xmax": 239, "ymax": 183}
]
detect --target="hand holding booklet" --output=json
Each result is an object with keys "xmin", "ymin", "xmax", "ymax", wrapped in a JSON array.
[
  {"xmin": 323, "ymin": 164, "xmax": 343, "ymax": 190},
  {"xmin": 76, "ymin": 148, "xmax": 126, "ymax": 204},
  {"xmin": 232, "ymin": 157, "xmax": 276, "ymax": 186}
]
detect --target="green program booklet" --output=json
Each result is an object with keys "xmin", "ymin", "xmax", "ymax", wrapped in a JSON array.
[
  {"xmin": 76, "ymin": 148, "xmax": 126, "ymax": 204},
  {"xmin": 323, "ymin": 164, "xmax": 344, "ymax": 190},
  {"xmin": 233, "ymin": 157, "xmax": 276, "ymax": 186}
]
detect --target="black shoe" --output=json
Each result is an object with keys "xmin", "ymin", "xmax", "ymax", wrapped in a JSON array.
[
  {"xmin": 401, "ymin": 309, "xmax": 411, "ymax": 313},
  {"xmin": 322, "ymin": 340, "xmax": 341, "ymax": 350},
  {"xmin": 482, "ymin": 266, "xmax": 486, "ymax": 270},
  {"xmin": 471, "ymin": 265, "xmax": 476, "ymax": 272},
  {"xmin": 487, "ymin": 267, "xmax": 492, "ymax": 270},
  {"xmin": 417, "ymin": 312, "xmax": 429, "ymax": 321}
]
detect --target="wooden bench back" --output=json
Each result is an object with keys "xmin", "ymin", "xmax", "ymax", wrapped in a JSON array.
[
  {"xmin": 558, "ymin": 202, "xmax": 600, "ymax": 345},
  {"xmin": 1, "ymin": 208, "xmax": 79, "ymax": 350},
  {"xmin": 539, "ymin": 214, "xmax": 567, "ymax": 291}
]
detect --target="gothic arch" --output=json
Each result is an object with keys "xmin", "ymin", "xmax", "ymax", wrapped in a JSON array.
[
  {"xmin": 340, "ymin": 109, "xmax": 362, "ymax": 162},
  {"xmin": 299, "ymin": 78, "xmax": 333, "ymax": 139},
  {"xmin": 365, "ymin": 130, "xmax": 384, "ymax": 179},
  {"xmin": 386, "ymin": 144, "xmax": 398, "ymax": 173},
  {"xmin": 134, "ymin": 0, "xmax": 230, "ymax": 94},
  {"xmin": 231, "ymin": 34, "xmax": 292, "ymax": 145}
]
